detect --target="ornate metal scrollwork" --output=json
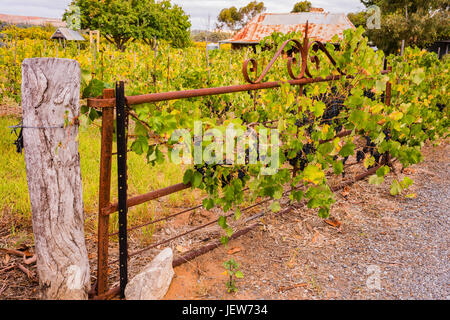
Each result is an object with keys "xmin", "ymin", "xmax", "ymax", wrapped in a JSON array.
[{"xmin": 242, "ymin": 22, "xmax": 345, "ymax": 84}]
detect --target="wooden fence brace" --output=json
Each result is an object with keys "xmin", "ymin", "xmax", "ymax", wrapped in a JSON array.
[
  {"xmin": 116, "ymin": 81, "xmax": 128, "ymax": 299},
  {"xmin": 97, "ymin": 88, "xmax": 115, "ymax": 295}
]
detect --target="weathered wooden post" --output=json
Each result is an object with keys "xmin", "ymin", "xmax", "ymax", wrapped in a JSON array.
[{"xmin": 21, "ymin": 58, "xmax": 90, "ymax": 299}]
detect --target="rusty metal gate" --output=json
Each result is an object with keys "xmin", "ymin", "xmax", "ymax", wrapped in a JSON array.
[{"xmin": 86, "ymin": 27, "xmax": 392, "ymax": 299}]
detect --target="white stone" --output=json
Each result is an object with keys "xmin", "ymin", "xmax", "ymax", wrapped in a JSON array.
[{"xmin": 125, "ymin": 248, "xmax": 174, "ymax": 300}]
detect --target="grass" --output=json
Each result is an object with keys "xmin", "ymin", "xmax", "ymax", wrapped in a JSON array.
[{"xmin": 0, "ymin": 115, "xmax": 201, "ymax": 243}]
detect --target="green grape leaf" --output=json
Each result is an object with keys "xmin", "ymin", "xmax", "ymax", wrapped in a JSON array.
[
  {"xmin": 202, "ymin": 198, "xmax": 214, "ymax": 210},
  {"xmin": 363, "ymin": 156, "xmax": 375, "ymax": 169},
  {"xmin": 303, "ymin": 165, "xmax": 325, "ymax": 185},
  {"xmin": 270, "ymin": 201, "xmax": 281, "ymax": 213},
  {"xmin": 390, "ymin": 179, "xmax": 402, "ymax": 195},
  {"xmin": 183, "ymin": 169, "xmax": 193, "ymax": 185},
  {"xmin": 218, "ymin": 215, "xmax": 228, "ymax": 229},
  {"xmin": 339, "ymin": 142, "xmax": 355, "ymax": 157},
  {"xmin": 411, "ymin": 68, "xmax": 425, "ymax": 85},
  {"xmin": 369, "ymin": 174, "xmax": 384, "ymax": 185},
  {"xmin": 333, "ymin": 161, "xmax": 344, "ymax": 175},
  {"xmin": 192, "ymin": 171, "xmax": 203, "ymax": 188}
]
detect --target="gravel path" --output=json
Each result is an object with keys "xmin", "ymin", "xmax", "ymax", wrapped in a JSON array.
[
  {"xmin": 328, "ymin": 158, "xmax": 449, "ymax": 299},
  {"xmin": 383, "ymin": 173, "xmax": 449, "ymax": 299}
]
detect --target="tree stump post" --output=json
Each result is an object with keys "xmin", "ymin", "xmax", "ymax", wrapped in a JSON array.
[{"xmin": 21, "ymin": 58, "xmax": 90, "ymax": 299}]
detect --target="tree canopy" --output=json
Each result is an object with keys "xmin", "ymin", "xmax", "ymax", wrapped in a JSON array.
[
  {"xmin": 348, "ymin": 0, "xmax": 449, "ymax": 54},
  {"xmin": 216, "ymin": 1, "xmax": 266, "ymax": 31},
  {"xmin": 291, "ymin": 1, "xmax": 312, "ymax": 13},
  {"xmin": 63, "ymin": 0, "xmax": 191, "ymax": 50},
  {"xmin": 191, "ymin": 30, "xmax": 233, "ymax": 43},
  {"xmin": 347, "ymin": 11, "xmax": 368, "ymax": 28}
]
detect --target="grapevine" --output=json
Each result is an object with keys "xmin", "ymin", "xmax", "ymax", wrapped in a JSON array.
[{"xmin": 1, "ymin": 26, "xmax": 449, "ymax": 246}]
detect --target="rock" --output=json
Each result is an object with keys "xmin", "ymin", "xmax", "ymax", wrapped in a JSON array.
[{"xmin": 125, "ymin": 248, "xmax": 174, "ymax": 300}]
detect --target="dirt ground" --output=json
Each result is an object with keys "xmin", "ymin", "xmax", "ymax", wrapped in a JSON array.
[
  {"xmin": 0, "ymin": 140, "xmax": 448, "ymax": 300},
  {"xmin": 162, "ymin": 141, "xmax": 449, "ymax": 300}
]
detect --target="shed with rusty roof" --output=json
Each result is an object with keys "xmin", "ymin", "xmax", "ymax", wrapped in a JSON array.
[
  {"xmin": 221, "ymin": 12, "xmax": 355, "ymax": 49},
  {"xmin": 50, "ymin": 27, "xmax": 85, "ymax": 41}
]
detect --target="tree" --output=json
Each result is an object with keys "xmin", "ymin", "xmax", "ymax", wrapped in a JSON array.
[
  {"xmin": 135, "ymin": 0, "xmax": 191, "ymax": 48},
  {"xmin": 191, "ymin": 30, "xmax": 233, "ymax": 42},
  {"xmin": 347, "ymin": 11, "xmax": 368, "ymax": 28},
  {"xmin": 63, "ymin": 0, "xmax": 191, "ymax": 50},
  {"xmin": 356, "ymin": 0, "xmax": 450, "ymax": 54},
  {"xmin": 217, "ymin": 1, "xmax": 265, "ymax": 31},
  {"xmin": 291, "ymin": 1, "xmax": 312, "ymax": 13},
  {"xmin": 239, "ymin": 1, "xmax": 266, "ymax": 25},
  {"xmin": 217, "ymin": 6, "xmax": 242, "ymax": 31}
]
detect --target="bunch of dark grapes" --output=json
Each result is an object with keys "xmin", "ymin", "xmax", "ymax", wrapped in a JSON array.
[
  {"xmin": 305, "ymin": 124, "xmax": 314, "ymax": 136},
  {"xmin": 322, "ymin": 99, "xmax": 345, "ymax": 135},
  {"xmin": 372, "ymin": 152, "xmax": 381, "ymax": 164},
  {"xmin": 194, "ymin": 163, "xmax": 219, "ymax": 186},
  {"xmin": 195, "ymin": 163, "xmax": 218, "ymax": 178},
  {"xmin": 196, "ymin": 164, "xmax": 245, "ymax": 189},
  {"xmin": 295, "ymin": 115, "xmax": 310, "ymax": 128},
  {"xmin": 362, "ymin": 136, "xmax": 374, "ymax": 154},
  {"xmin": 320, "ymin": 93, "xmax": 345, "ymax": 136},
  {"xmin": 302, "ymin": 143, "xmax": 315, "ymax": 156},
  {"xmin": 239, "ymin": 114, "xmax": 248, "ymax": 124},
  {"xmin": 356, "ymin": 150, "xmax": 365, "ymax": 163},
  {"xmin": 208, "ymin": 98, "xmax": 231, "ymax": 117},
  {"xmin": 220, "ymin": 172, "xmax": 231, "ymax": 187},
  {"xmin": 363, "ymin": 136, "xmax": 381, "ymax": 167},
  {"xmin": 383, "ymin": 128, "xmax": 391, "ymax": 141},
  {"xmin": 194, "ymin": 164, "xmax": 206, "ymax": 176},
  {"xmin": 244, "ymin": 136, "xmax": 260, "ymax": 164},
  {"xmin": 287, "ymin": 143, "xmax": 316, "ymax": 171},
  {"xmin": 322, "ymin": 103, "xmax": 341, "ymax": 125},
  {"xmin": 237, "ymin": 168, "xmax": 246, "ymax": 181},
  {"xmin": 245, "ymin": 146, "xmax": 260, "ymax": 164},
  {"xmin": 363, "ymin": 89, "xmax": 376, "ymax": 100},
  {"xmin": 436, "ymin": 103, "xmax": 446, "ymax": 112},
  {"xmin": 341, "ymin": 156, "xmax": 349, "ymax": 177},
  {"xmin": 288, "ymin": 156, "xmax": 308, "ymax": 171},
  {"xmin": 221, "ymin": 167, "xmax": 248, "ymax": 188}
]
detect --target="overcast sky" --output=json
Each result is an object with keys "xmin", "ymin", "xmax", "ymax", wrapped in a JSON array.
[{"xmin": 0, "ymin": 0, "xmax": 366, "ymax": 30}]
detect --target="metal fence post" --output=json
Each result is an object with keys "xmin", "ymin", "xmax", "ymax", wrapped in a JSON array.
[{"xmin": 116, "ymin": 81, "xmax": 128, "ymax": 298}]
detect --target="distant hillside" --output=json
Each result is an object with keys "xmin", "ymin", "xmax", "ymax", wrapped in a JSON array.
[{"xmin": 0, "ymin": 13, "xmax": 66, "ymax": 27}]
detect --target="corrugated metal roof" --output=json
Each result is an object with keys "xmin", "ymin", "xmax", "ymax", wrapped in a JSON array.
[
  {"xmin": 51, "ymin": 28, "xmax": 85, "ymax": 41},
  {"xmin": 228, "ymin": 12, "xmax": 355, "ymax": 44}
]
